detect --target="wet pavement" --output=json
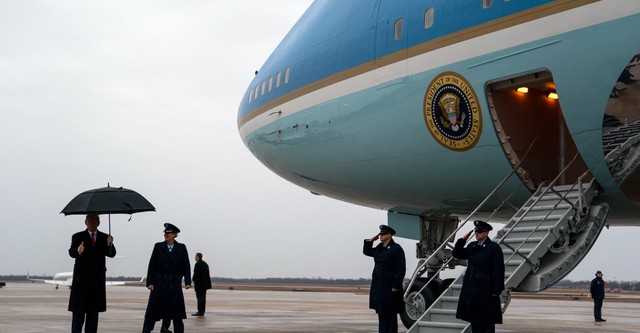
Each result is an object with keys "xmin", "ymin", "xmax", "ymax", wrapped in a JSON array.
[{"xmin": 1, "ymin": 282, "xmax": 639, "ymax": 332}]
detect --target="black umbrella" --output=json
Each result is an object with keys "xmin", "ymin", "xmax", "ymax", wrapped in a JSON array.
[{"xmin": 61, "ymin": 185, "xmax": 156, "ymax": 234}]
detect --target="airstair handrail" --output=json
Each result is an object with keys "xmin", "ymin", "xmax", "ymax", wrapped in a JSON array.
[
  {"xmin": 495, "ymin": 153, "xmax": 591, "ymax": 279},
  {"xmin": 404, "ymin": 137, "xmax": 538, "ymax": 302}
]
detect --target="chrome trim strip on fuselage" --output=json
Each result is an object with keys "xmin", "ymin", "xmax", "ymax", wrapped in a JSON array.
[{"xmin": 239, "ymin": 0, "xmax": 637, "ymax": 137}]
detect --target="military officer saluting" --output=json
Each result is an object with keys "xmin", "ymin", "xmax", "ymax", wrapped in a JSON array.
[{"xmin": 452, "ymin": 220, "xmax": 505, "ymax": 333}]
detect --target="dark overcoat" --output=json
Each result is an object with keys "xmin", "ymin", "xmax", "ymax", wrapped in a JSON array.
[
  {"xmin": 144, "ymin": 241, "xmax": 192, "ymax": 321},
  {"xmin": 452, "ymin": 237, "xmax": 505, "ymax": 324},
  {"xmin": 363, "ymin": 239, "xmax": 406, "ymax": 314},
  {"xmin": 590, "ymin": 277, "xmax": 605, "ymax": 299},
  {"xmin": 193, "ymin": 259, "xmax": 212, "ymax": 292},
  {"xmin": 68, "ymin": 229, "xmax": 116, "ymax": 313}
]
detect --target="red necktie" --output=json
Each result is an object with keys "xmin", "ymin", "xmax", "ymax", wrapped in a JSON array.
[{"xmin": 91, "ymin": 233, "xmax": 96, "ymax": 246}]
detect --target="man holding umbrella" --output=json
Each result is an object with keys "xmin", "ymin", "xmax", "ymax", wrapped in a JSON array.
[{"xmin": 68, "ymin": 213, "xmax": 116, "ymax": 333}]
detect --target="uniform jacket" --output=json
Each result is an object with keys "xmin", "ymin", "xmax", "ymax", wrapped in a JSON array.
[
  {"xmin": 590, "ymin": 277, "xmax": 605, "ymax": 300},
  {"xmin": 193, "ymin": 259, "xmax": 212, "ymax": 292},
  {"xmin": 144, "ymin": 241, "xmax": 192, "ymax": 321},
  {"xmin": 452, "ymin": 237, "xmax": 505, "ymax": 325},
  {"xmin": 363, "ymin": 239, "xmax": 406, "ymax": 314},
  {"xmin": 68, "ymin": 229, "xmax": 116, "ymax": 313}
]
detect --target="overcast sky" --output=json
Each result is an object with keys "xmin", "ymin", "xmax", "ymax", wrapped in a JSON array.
[{"xmin": 1, "ymin": 1, "xmax": 638, "ymax": 282}]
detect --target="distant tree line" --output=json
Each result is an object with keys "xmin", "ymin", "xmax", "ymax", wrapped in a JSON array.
[
  {"xmin": 3, "ymin": 275, "xmax": 638, "ymax": 290},
  {"xmin": 212, "ymin": 277, "xmax": 371, "ymax": 286},
  {"xmin": 554, "ymin": 279, "xmax": 639, "ymax": 291},
  {"xmin": 0, "ymin": 275, "xmax": 371, "ymax": 285}
]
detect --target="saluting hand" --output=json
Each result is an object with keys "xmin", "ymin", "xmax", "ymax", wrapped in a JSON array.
[
  {"xmin": 463, "ymin": 229, "xmax": 474, "ymax": 241},
  {"xmin": 370, "ymin": 234, "xmax": 380, "ymax": 242},
  {"xmin": 77, "ymin": 241, "xmax": 85, "ymax": 255}
]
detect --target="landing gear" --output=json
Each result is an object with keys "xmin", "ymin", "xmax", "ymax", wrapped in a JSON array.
[
  {"xmin": 398, "ymin": 216, "xmax": 461, "ymax": 329},
  {"xmin": 400, "ymin": 279, "xmax": 434, "ymax": 328}
]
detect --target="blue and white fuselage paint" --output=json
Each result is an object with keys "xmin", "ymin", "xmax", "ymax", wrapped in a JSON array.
[{"xmin": 238, "ymin": 0, "xmax": 640, "ymax": 226}]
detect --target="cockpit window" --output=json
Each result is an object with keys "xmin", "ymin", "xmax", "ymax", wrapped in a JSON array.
[
  {"xmin": 482, "ymin": 0, "xmax": 494, "ymax": 8},
  {"xmin": 424, "ymin": 7, "xmax": 434, "ymax": 29},
  {"xmin": 394, "ymin": 19, "xmax": 404, "ymax": 40}
]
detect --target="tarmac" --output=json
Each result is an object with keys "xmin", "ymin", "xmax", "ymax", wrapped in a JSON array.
[{"xmin": 1, "ymin": 282, "xmax": 639, "ymax": 333}]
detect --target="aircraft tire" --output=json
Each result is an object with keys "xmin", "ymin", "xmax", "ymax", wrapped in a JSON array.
[{"xmin": 400, "ymin": 279, "xmax": 434, "ymax": 329}]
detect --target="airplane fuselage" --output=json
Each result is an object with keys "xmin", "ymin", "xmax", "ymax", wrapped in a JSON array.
[{"xmin": 238, "ymin": 0, "xmax": 640, "ymax": 230}]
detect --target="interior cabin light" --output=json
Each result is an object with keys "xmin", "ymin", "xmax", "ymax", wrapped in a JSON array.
[
  {"xmin": 546, "ymin": 89, "xmax": 559, "ymax": 100},
  {"xmin": 516, "ymin": 87, "xmax": 529, "ymax": 93}
]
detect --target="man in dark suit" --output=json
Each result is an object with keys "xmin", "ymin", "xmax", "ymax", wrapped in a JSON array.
[
  {"xmin": 191, "ymin": 252, "xmax": 212, "ymax": 316},
  {"xmin": 68, "ymin": 213, "xmax": 116, "ymax": 333},
  {"xmin": 363, "ymin": 225, "xmax": 406, "ymax": 333},
  {"xmin": 590, "ymin": 270, "xmax": 606, "ymax": 322},
  {"xmin": 141, "ymin": 223, "xmax": 191, "ymax": 333},
  {"xmin": 452, "ymin": 220, "xmax": 505, "ymax": 333}
]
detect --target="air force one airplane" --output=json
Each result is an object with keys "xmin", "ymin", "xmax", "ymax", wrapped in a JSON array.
[{"xmin": 238, "ymin": 0, "xmax": 640, "ymax": 329}]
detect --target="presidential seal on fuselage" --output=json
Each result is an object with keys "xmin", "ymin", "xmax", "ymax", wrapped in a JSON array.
[{"xmin": 423, "ymin": 72, "xmax": 481, "ymax": 151}]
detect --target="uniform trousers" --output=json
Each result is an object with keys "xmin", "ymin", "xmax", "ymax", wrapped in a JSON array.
[
  {"xmin": 195, "ymin": 289, "xmax": 207, "ymax": 314},
  {"xmin": 71, "ymin": 311, "xmax": 98, "ymax": 333},
  {"xmin": 471, "ymin": 323, "xmax": 495, "ymax": 333},
  {"xmin": 593, "ymin": 298, "xmax": 603, "ymax": 320},
  {"xmin": 142, "ymin": 317, "xmax": 183, "ymax": 333},
  {"xmin": 377, "ymin": 313, "xmax": 398, "ymax": 333}
]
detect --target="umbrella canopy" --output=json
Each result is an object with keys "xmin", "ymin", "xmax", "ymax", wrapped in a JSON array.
[{"xmin": 61, "ymin": 186, "xmax": 155, "ymax": 215}]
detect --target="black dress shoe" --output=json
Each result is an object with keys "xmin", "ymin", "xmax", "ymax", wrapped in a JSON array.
[
  {"xmin": 160, "ymin": 328, "xmax": 172, "ymax": 333},
  {"xmin": 191, "ymin": 312, "xmax": 204, "ymax": 316},
  {"xmin": 595, "ymin": 318, "xmax": 606, "ymax": 322}
]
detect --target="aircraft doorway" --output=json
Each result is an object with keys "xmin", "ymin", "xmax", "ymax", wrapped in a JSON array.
[{"xmin": 486, "ymin": 71, "xmax": 590, "ymax": 190}]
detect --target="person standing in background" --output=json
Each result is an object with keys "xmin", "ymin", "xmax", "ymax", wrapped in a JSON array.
[
  {"xmin": 590, "ymin": 270, "xmax": 606, "ymax": 322},
  {"xmin": 68, "ymin": 213, "xmax": 116, "ymax": 333},
  {"xmin": 191, "ymin": 252, "xmax": 212, "ymax": 316},
  {"xmin": 363, "ymin": 225, "xmax": 406, "ymax": 333}
]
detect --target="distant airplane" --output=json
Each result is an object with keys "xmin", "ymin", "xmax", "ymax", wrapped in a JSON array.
[
  {"xmin": 238, "ymin": 0, "xmax": 640, "ymax": 330},
  {"xmin": 29, "ymin": 256, "xmax": 143, "ymax": 289},
  {"xmin": 30, "ymin": 272, "xmax": 143, "ymax": 289},
  {"xmin": 43, "ymin": 272, "xmax": 123, "ymax": 289}
]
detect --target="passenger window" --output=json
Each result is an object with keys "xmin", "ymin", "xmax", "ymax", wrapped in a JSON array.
[
  {"xmin": 248, "ymin": 89, "xmax": 252, "ymax": 103},
  {"xmin": 284, "ymin": 67, "xmax": 290, "ymax": 84},
  {"xmin": 254, "ymin": 84, "xmax": 259, "ymax": 100},
  {"xmin": 424, "ymin": 7, "xmax": 434, "ymax": 29},
  {"xmin": 261, "ymin": 81, "xmax": 266, "ymax": 95},
  {"xmin": 482, "ymin": 0, "xmax": 493, "ymax": 8},
  {"xmin": 276, "ymin": 72, "xmax": 282, "ymax": 88},
  {"xmin": 268, "ymin": 77, "xmax": 273, "ymax": 92},
  {"xmin": 394, "ymin": 19, "xmax": 404, "ymax": 40}
]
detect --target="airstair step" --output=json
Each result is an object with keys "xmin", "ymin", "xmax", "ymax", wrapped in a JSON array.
[
  {"xmin": 525, "ymin": 203, "xmax": 572, "ymax": 211},
  {"xmin": 439, "ymin": 295, "xmax": 460, "ymax": 309},
  {"xmin": 416, "ymin": 321, "xmax": 468, "ymax": 330},
  {"xmin": 502, "ymin": 236, "xmax": 544, "ymax": 243},
  {"xmin": 429, "ymin": 308, "xmax": 458, "ymax": 322},
  {"xmin": 517, "ymin": 215, "xmax": 563, "ymax": 222},
  {"xmin": 501, "ymin": 248, "xmax": 532, "ymax": 255},
  {"xmin": 536, "ymin": 193, "xmax": 579, "ymax": 201},
  {"xmin": 502, "ymin": 226, "xmax": 554, "ymax": 233}
]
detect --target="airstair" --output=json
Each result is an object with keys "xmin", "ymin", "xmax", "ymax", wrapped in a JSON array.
[
  {"xmin": 602, "ymin": 119, "xmax": 640, "ymax": 185},
  {"xmin": 405, "ymin": 159, "xmax": 609, "ymax": 333}
]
